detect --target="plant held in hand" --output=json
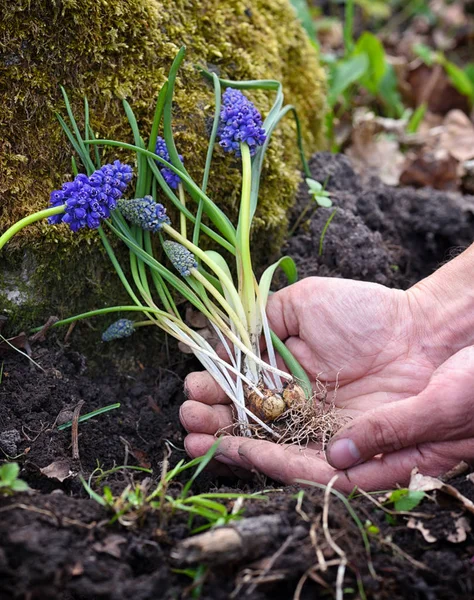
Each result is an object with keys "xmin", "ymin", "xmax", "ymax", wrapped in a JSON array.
[{"xmin": 0, "ymin": 48, "xmax": 320, "ymax": 440}]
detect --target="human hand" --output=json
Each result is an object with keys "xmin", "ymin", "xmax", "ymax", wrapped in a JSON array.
[{"xmin": 180, "ymin": 264, "xmax": 474, "ymax": 491}]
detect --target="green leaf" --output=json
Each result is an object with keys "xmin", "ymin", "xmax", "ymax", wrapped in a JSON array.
[
  {"xmin": 315, "ymin": 194, "xmax": 333, "ymax": 208},
  {"xmin": 11, "ymin": 479, "xmax": 29, "ymax": 492},
  {"xmin": 80, "ymin": 475, "xmax": 108, "ymax": 506},
  {"xmin": 378, "ymin": 64, "xmax": 405, "ymax": 117},
  {"xmin": 464, "ymin": 63, "xmax": 474, "ymax": 89},
  {"xmin": 0, "ymin": 462, "xmax": 20, "ymax": 484},
  {"xmin": 306, "ymin": 178, "xmax": 323, "ymax": 192},
  {"xmin": 413, "ymin": 42, "xmax": 436, "ymax": 66},
  {"xmin": 259, "ymin": 257, "xmax": 298, "ymax": 307},
  {"xmin": 389, "ymin": 489, "xmax": 425, "ymax": 512},
  {"xmin": 443, "ymin": 59, "xmax": 474, "ymax": 101},
  {"xmin": 407, "ymin": 103, "xmax": 427, "ymax": 134},
  {"xmin": 328, "ymin": 54, "xmax": 369, "ymax": 107},
  {"xmin": 353, "ymin": 32, "xmax": 387, "ymax": 95},
  {"xmin": 290, "ymin": 0, "xmax": 319, "ymax": 49}
]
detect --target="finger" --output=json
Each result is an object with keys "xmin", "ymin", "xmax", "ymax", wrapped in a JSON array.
[
  {"xmin": 184, "ymin": 371, "xmax": 231, "ymax": 405},
  {"xmin": 183, "ymin": 434, "xmax": 249, "ymax": 478},
  {"xmin": 222, "ymin": 437, "xmax": 474, "ymax": 492},
  {"xmin": 346, "ymin": 438, "xmax": 474, "ymax": 489},
  {"xmin": 326, "ymin": 346, "xmax": 474, "ymax": 469},
  {"xmin": 180, "ymin": 401, "xmax": 233, "ymax": 435}
]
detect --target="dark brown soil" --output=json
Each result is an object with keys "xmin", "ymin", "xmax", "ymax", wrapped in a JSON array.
[{"xmin": 1, "ymin": 153, "xmax": 474, "ymax": 600}]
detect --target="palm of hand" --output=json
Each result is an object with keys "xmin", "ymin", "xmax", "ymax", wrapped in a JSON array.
[
  {"xmin": 180, "ymin": 277, "xmax": 466, "ymax": 491},
  {"xmin": 268, "ymin": 277, "xmax": 436, "ymax": 414}
]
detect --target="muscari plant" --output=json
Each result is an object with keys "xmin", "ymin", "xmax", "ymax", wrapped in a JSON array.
[{"xmin": 0, "ymin": 47, "xmax": 316, "ymax": 439}]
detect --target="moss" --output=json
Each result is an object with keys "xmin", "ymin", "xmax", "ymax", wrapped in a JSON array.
[{"xmin": 0, "ymin": 0, "xmax": 326, "ymax": 330}]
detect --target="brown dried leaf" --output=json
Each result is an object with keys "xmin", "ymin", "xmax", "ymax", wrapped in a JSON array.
[
  {"xmin": 446, "ymin": 515, "xmax": 471, "ymax": 543},
  {"xmin": 407, "ymin": 518, "xmax": 437, "ymax": 542},
  {"xmin": 40, "ymin": 459, "xmax": 73, "ymax": 482},
  {"xmin": 439, "ymin": 110, "xmax": 474, "ymax": 163},
  {"xmin": 93, "ymin": 535, "xmax": 127, "ymax": 559},
  {"xmin": 400, "ymin": 150, "xmax": 459, "ymax": 189},
  {"xmin": 409, "ymin": 468, "xmax": 474, "ymax": 515},
  {"xmin": 185, "ymin": 306, "xmax": 208, "ymax": 329},
  {"xmin": 346, "ymin": 112, "xmax": 406, "ymax": 186},
  {"xmin": 405, "ymin": 63, "xmax": 470, "ymax": 115}
]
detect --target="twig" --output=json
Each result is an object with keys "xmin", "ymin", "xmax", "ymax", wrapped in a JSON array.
[
  {"xmin": 323, "ymin": 475, "xmax": 347, "ymax": 600},
  {"xmin": 29, "ymin": 316, "xmax": 59, "ymax": 343},
  {"xmin": 245, "ymin": 533, "xmax": 295, "ymax": 595},
  {"xmin": 71, "ymin": 400, "xmax": 85, "ymax": 460}
]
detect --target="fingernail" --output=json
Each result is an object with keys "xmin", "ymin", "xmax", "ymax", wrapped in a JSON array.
[{"xmin": 327, "ymin": 438, "xmax": 360, "ymax": 469}]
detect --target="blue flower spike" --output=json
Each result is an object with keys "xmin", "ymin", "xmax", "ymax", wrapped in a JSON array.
[
  {"xmin": 102, "ymin": 319, "xmax": 135, "ymax": 342},
  {"xmin": 117, "ymin": 196, "xmax": 170, "ymax": 232},
  {"xmin": 48, "ymin": 161, "xmax": 133, "ymax": 232},
  {"xmin": 162, "ymin": 240, "xmax": 197, "ymax": 277},
  {"xmin": 218, "ymin": 88, "xmax": 266, "ymax": 157},
  {"xmin": 155, "ymin": 136, "xmax": 183, "ymax": 189}
]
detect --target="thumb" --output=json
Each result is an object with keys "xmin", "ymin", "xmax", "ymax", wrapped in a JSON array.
[{"xmin": 326, "ymin": 346, "xmax": 474, "ymax": 469}]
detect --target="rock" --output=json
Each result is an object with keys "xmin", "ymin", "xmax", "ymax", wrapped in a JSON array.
[
  {"xmin": 0, "ymin": 429, "xmax": 21, "ymax": 456},
  {"xmin": 0, "ymin": 0, "xmax": 326, "ymax": 333}
]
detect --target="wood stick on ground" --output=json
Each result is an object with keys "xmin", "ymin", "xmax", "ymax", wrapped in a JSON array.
[
  {"xmin": 171, "ymin": 514, "xmax": 289, "ymax": 566},
  {"xmin": 71, "ymin": 400, "xmax": 85, "ymax": 460}
]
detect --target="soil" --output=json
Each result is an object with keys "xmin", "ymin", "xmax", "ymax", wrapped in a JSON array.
[{"xmin": 1, "ymin": 153, "xmax": 474, "ymax": 600}]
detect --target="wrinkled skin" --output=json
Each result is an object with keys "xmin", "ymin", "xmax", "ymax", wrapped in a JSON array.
[{"xmin": 180, "ymin": 247, "xmax": 474, "ymax": 491}]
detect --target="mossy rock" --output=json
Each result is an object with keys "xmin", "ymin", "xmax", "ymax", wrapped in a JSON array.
[{"xmin": 0, "ymin": 0, "xmax": 326, "ymax": 336}]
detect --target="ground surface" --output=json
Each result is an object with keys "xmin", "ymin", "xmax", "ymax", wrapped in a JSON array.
[{"xmin": 1, "ymin": 154, "xmax": 474, "ymax": 600}]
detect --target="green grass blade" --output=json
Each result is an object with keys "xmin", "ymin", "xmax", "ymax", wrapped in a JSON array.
[
  {"xmin": 193, "ymin": 73, "xmax": 222, "ymax": 247},
  {"xmin": 180, "ymin": 439, "xmax": 221, "ymax": 499},
  {"xmin": 148, "ymin": 81, "xmax": 169, "ymax": 153},
  {"xmin": 60, "ymin": 86, "xmax": 95, "ymax": 173},
  {"xmin": 58, "ymin": 403, "xmax": 121, "ymax": 431},
  {"xmin": 270, "ymin": 330, "xmax": 312, "ymax": 398}
]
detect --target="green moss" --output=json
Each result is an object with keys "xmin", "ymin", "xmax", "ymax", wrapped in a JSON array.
[{"xmin": 0, "ymin": 0, "xmax": 326, "ymax": 330}]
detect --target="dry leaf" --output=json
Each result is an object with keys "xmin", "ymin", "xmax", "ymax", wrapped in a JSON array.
[
  {"xmin": 446, "ymin": 515, "xmax": 471, "ymax": 543},
  {"xmin": 407, "ymin": 518, "xmax": 437, "ymax": 542},
  {"xmin": 439, "ymin": 110, "xmax": 474, "ymax": 163},
  {"xmin": 400, "ymin": 149, "xmax": 459, "ymax": 189},
  {"xmin": 40, "ymin": 459, "xmax": 73, "ymax": 482},
  {"xmin": 409, "ymin": 468, "xmax": 474, "ymax": 515},
  {"xmin": 93, "ymin": 535, "xmax": 127, "ymax": 559},
  {"xmin": 185, "ymin": 306, "xmax": 208, "ymax": 329},
  {"xmin": 346, "ymin": 112, "xmax": 406, "ymax": 185},
  {"xmin": 405, "ymin": 63, "xmax": 469, "ymax": 115}
]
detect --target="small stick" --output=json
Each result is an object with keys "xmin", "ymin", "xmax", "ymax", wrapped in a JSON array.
[
  {"xmin": 71, "ymin": 400, "xmax": 85, "ymax": 460},
  {"xmin": 29, "ymin": 316, "xmax": 59, "ymax": 343}
]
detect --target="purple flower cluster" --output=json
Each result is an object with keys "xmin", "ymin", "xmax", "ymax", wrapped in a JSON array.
[
  {"xmin": 102, "ymin": 319, "xmax": 135, "ymax": 342},
  {"xmin": 117, "ymin": 196, "xmax": 170, "ymax": 232},
  {"xmin": 155, "ymin": 136, "xmax": 183, "ymax": 189},
  {"xmin": 218, "ymin": 88, "xmax": 266, "ymax": 157},
  {"xmin": 48, "ymin": 161, "xmax": 133, "ymax": 232}
]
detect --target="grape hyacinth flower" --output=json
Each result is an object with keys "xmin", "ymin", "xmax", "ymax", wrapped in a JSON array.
[
  {"xmin": 102, "ymin": 319, "xmax": 135, "ymax": 342},
  {"xmin": 48, "ymin": 161, "xmax": 133, "ymax": 232},
  {"xmin": 117, "ymin": 196, "xmax": 170, "ymax": 232},
  {"xmin": 218, "ymin": 88, "xmax": 266, "ymax": 157},
  {"xmin": 155, "ymin": 136, "xmax": 183, "ymax": 189},
  {"xmin": 162, "ymin": 240, "xmax": 197, "ymax": 277}
]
